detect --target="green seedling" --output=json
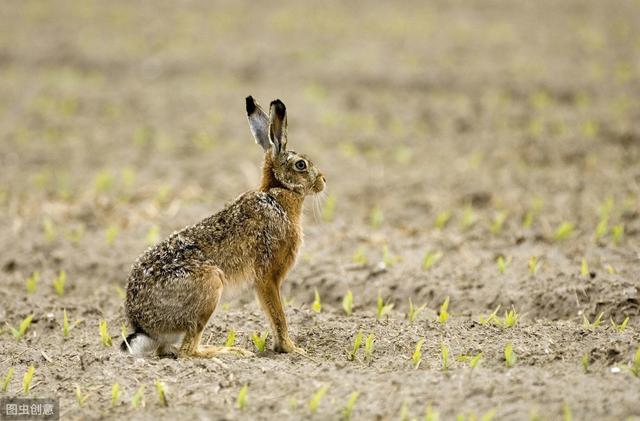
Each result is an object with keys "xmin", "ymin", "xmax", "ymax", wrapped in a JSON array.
[
  {"xmin": 2, "ymin": 368, "xmax": 14, "ymax": 392},
  {"xmin": 52, "ymin": 270, "xmax": 66, "ymax": 296},
  {"xmin": 522, "ymin": 210, "xmax": 535, "ymax": 229},
  {"xmin": 348, "ymin": 332, "xmax": 363, "ymax": 361},
  {"xmin": 131, "ymin": 385, "xmax": 145, "ymax": 409},
  {"xmin": 425, "ymin": 404, "xmax": 439, "ymax": 421},
  {"xmin": 496, "ymin": 256, "xmax": 510, "ymax": 274},
  {"xmin": 581, "ymin": 354, "xmax": 590, "ymax": 373},
  {"xmin": 342, "ymin": 391, "xmax": 360, "ymax": 421},
  {"xmin": 62, "ymin": 309, "xmax": 70, "ymax": 337},
  {"xmin": 594, "ymin": 218, "xmax": 608, "ymax": 240},
  {"xmin": 146, "ymin": 225, "xmax": 160, "ymax": 246},
  {"xmin": 554, "ymin": 222, "xmax": 575, "ymax": 241},
  {"xmin": 504, "ymin": 343, "xmax": 517, "ymax": 367},
  {"xmin": 582, "ymin": 312, "xmax": 603, "ymax": 330},
  {"xmin": 111, "ymin": 383, "xmax": 120, "ymax": 406},
  {"xmin": 461, "ymin": 205, "xmax": 476, "ymax": 230},
  {"xmin": 490, "ymin": 211, "xmax": 507, "ymax": 234},
  {"xmin": 99, "ymin": 320, "xmax": 112, "ymax": 346},
  {"xmin": 352, "ymin": 246, "xmax": 368, "ymax": 265},
  {"xmin": 610, "ymin": 316, "xmax": 629, "ymax": 332},
  {"xmin": 562, "ymin": 402, "xmax": 573, "ymax": 421},
  {"xmin": 598, "ymin": 197, "xmax": 614, "ymax": 219},
  {"xmin": 376, "ymin": 292, "xmax": 394, "ymax": 320},
  {"xmin": 10, "ymin": 315, "xmax": 33, "ymax": 340},
  {"xmin": 479, "ymin": 305, "xmax": 501, "ymax": 325},
  {"xmin": 412, "ymin": 338, "xmax": 426, "ymax": 369},
  {"xmin": 407, "ymin": 298, "xmax": 427, "ymax": 323},
  {"xmin": 501, "ymin": 308, "xmax": 520, "ymax": 328},
  {"xmin": 75, "ymin": 385, "xmax": 89, "ymax": 407},
  {"xmin": 400, "ymin": 400, "xmax": 410, "ymax": 421},
  {"xmin": 43, "ymin": 218, "xmax": 56, "ymax": 242},
  {"xmin": 435, "ymin": 210, "xmax": 452, "ymax": 229},
  {"xmin": 105, "ymin": 224, "xmax": 120, "ymax": 246},
  {"xmin": 26, "ymin": 271, "xmax": 39, "ymax": 294},
  {"xmin": 321, "ymin": 194, "xmax": 336, "ymax": 222},
  {"xmin": 580, "ymin": 258, "xmax": 589, "ymax": 278},
  {"xmin": 154, "ymin": 185, "xmax": 172, "ymax": 207},
  {"xmin": 422, "ymin": 250, "xmax": 443, "ymax": 271},
  {"xmin": 382, "ymin": 245, "xmax": 401, "ymax": 267},
  {"xmin": 156, "ymin": 380, "xmax": 168, "ymax": 407},
  {"xmin": 94, "ymin": 169, "xmax": 114, "ymax": 193},
  {"xmin": 364, "ymin": 333, "xmax": 375, "ymax": 362},
  {"xmin": 23, "ymin": 366, "xmax": 35, "ymax": 394},
  {"xmin": 611, "ymin": 224, "xmax": 624, "ymax": 245},
  {"xmin": 528, "ymin": 256, "xmax": 541, "ymax": 275},
  {"xmin": 605, "ymin": 264, "xmax": 617, "ymax": 274},
  {"xmin": 308, "ymin": 385, "xmax": 328, "ymax": 414},
  {"xmin": 438, "ymin": 296, "xmax": 450, "ymax": 324},
  {"xmin": 441, "ymin": 342, "xmax": 451, "ymax": 371},
  {"xmin": 469, "ymin": 353, "xmax": 482, "ymax": 369},
  {"xmin": 342, "ymin": 290, "xmax": 353, "ymax": 316},
  {"xmin": 630, "ymin": 348, "xmax": 640, "ymax": 377},
  {"xmin": 312, "ymin": 288, "xmax": 322, "ymax": 313},
  {"xmin": 225, "ymin": 330, "xmax": 236, "ymax": 347},
  {"xmin": 251, "ymin": 331, "xmax": 268, "ymax": 353},
  {"xmin": 369, "ymin": 205, "xmax": 383, "ymax": 228},
  {"xmin": 236, "ymin": 384, "xmax": 248, "ymax": 410}
]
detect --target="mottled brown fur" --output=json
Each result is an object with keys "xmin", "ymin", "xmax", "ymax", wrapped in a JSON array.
[{"xmin": 123, "ymin": 97, "xmax": 325, "ymax": 358}]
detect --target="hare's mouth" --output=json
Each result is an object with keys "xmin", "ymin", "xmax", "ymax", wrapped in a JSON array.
[{"xmin": 312, "ymin": 174, "xmax": 326, "ymax": 193}]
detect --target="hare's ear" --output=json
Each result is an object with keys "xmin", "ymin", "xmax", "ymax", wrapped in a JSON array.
[
  {"xmin": 246, "ymin": 96, "xmax": 272, "ymax": 152},
  {"xmin": 269, "ymin": 99, "xmax": 287, "ymax": 155}
]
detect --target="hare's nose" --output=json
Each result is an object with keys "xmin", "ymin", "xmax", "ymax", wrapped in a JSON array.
[{"xmin": 320, "ymin": 175, "xmax": 326, "ymax": 183}]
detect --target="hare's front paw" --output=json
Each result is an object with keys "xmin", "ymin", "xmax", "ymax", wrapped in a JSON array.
[{"xmin": 274, "ymin": 339, "xmax": 306, "ymax": 354}]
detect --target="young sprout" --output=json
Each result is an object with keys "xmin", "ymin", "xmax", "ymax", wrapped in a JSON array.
[
  {"xmin": 94, "ymin": 169, "xmax": 114, "ymax": 193},
  {"xmin": 369, "ymin": 205, "xmax": 383, "ymax": 228},
  {"xmin": 352, "ymin": 246, "xmax": 368, "ymax": 265},
  {"xmin": 2, "ymin": 368, "xmax": 14, "ymax": 392},
  {"xmin": 26, "ymin": 271, "xmax": 39, "ymax": 294},
  {"xmin": 225, "ymin": 330, "xmax": 236, "ymax": 347},
  {"xmin": 236, "ymin": 384, "xmax": 248, "ymax": 410},
  {"xmin": 376, "ymin": 292, "xmax": 394, "ymax": 320},
  {"xmin": 461, "ymin": 205, "xmax": 476, "ymax": 230},
  {"xmin": 43, "ymin": 218, "xmax": 57, "ymax": 242},
  {"xmin": 62, "ymin": 309, "xmax": 70, "ymax": 337},
  {"xmin": 504, "ymin": 343, "xmax": 517, "ymax": 368},
  {"xmin": 434, "ymin": 210, "xmax": 452, "ymax": 230},
  {"xmin": 131, "ymin": 385, "xmax": 145, "ymax": 409},
  {"xmin": 562, "ymin": 402, "xmax": 573, "ymax": 421},
  {"xmin": 23, "ymin": 366, "xmax": 35, "ymax": 394},
  {"xmin": 528, "ymin": 256, "xmax": 541, "ymax": 275},
  {"xmin": 425, "ymin": 404, "xmax": 439, "ymax": 421},
  {"xmin": 630, "ymin": 348, "xmax": 640, "ymax": 377},
  {"xmin": 155, "ymin": 380, "xmax": 168, "ymax": 407},
  {"xmin": 440, "ymin": 342, "xmax": 451, "ymax": 371},
  {"xmin": 422, "ymin": 250, "xmax": 443, "ymax": 271},
  {"xmin": 308, "ymin": 385, "xmax": 328, "ymax": 414},
  {"xmin": 11, "ymin": 315, "xmax": 33, "ymax": 341},
  {"xmin": 490, "ymin": 211, "xmax": 508, "ymax": 234},
  {"xmin": 342, "ymin": 391, "xmax": 360, "ymax": 421},
  {"xmin": 146, "ymin": 225, "xmax": 160, "ymax": 246},
  {"xmin": 582, "ymin": 312, "xmax": 603, "ymax": 330},
  {"xmin": 348, "ymin": 332, "xmax": 363, "ymax": 361},
  {"xmin": 111, "ymin": 383, "xmax": 120, "ymax": 406},
  {"xmin": 75, "ymin": 385, "xmax": 90, "ymax": 407},
  {"xmin": 496, "ymin": 256, "xmax": 510, "ymax": 274},
  {"xmin": 312, "ymin": 288, "xmax": 322, "ymax": 313},
  {"xmin": 594, "ymin": 218, "xmax": 608, "ymax": 241},
  {"xmin": 438, "ymin": 296, "xmax": 450, "ymax": 324},
  {"xmin": 364, "ymin": 334, "xmax": 375, "ymax": 362},
  {"xmin": 611, "ymin": 224, "xmax": 624, "ymax": 245},
  {"xmin": 52, "ymin": 270, "xmax": 66, "ymax": 296},
  {"xmin": 399, "ymin": 400, "xmax": 410, "ymax": 421},
  {"xmin": 479, "ymin": 305, "xmax": 501, "ymax": 325},
  {"xmin": 105, "ymin": 224, "xmax": 120, "ymax": 246},
  {"xmin": 501, "ymin": 308, "xmax": 520, "ymax": 328},
  {"xmin": 99, "ymin": 320, "xmax": 112, "ymax": 347},
  {"xmin": 342, "ymin": 290, "xmax": 353, "ymax": 316},
  {"xmin": 580, "ymin": 258, "xmax": 590, "ymax": 278},
  {"xmin": 553, "ymin": 222, "xmax": 575, "ymax": 241},
  {"xmin": 412, "ymin": 338, "xmax": 426, "ymax": 369},
  {"xmin": 605, "ymin": 264, "xmax": 617, "ymax": 274},
  {"xmin": 407, "ymin": 298, "xmax": 427, "ymax": 323},
  {"xmin": 321, "ymin": 194, "xmax": 336, "ymax": 222},
  {"xmin": 610, "ymin": 316, "xmax": 629, "ymax": 332},
  {"xmin": 382, "ymin": 245, "xmax": 401, "ymax": 267},
  {"xmin": 251, "ymin": 331, "xmax": 268, "ymax": 353},
  {"xmin": 469, "ymin": 353, "xmax": 482, "ymax": 369},
  {"xmin": 581, "ymin": 354, "xmax": 590, "ymax": 373}
]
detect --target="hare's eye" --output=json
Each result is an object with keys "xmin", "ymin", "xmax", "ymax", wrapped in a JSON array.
[{"xmin": 294, "ymin": 160, "xmax": 307, "ymax": 171}]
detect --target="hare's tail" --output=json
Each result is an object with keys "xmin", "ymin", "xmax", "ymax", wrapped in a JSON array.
[{"xmin": 120, "ymin": 328, "xmax": 157, "ymax": 355}]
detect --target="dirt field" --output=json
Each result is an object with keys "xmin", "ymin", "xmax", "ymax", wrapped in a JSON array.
[{"xmin": 1, "ymin": 0, "xmax": 639, "ymax": 419}]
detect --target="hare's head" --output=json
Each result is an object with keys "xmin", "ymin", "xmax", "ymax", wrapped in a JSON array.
[{"xmin": 246, "ymin": 96, "xmax": 325, "ymax": 195}]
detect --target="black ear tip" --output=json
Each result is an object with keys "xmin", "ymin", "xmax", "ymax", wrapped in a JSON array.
[
  {"xmin": 245, "ymin": 96, "xmax": 256, "ymax": 114},
  {"xmin": 270, "ymin": 99, "xmax": 286, "ymax": 118}
]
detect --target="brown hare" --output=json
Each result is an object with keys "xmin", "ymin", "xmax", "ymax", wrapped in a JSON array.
[{"xmin": 121, "ymin": 96, "xmax": 325, "ymax": 358}]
